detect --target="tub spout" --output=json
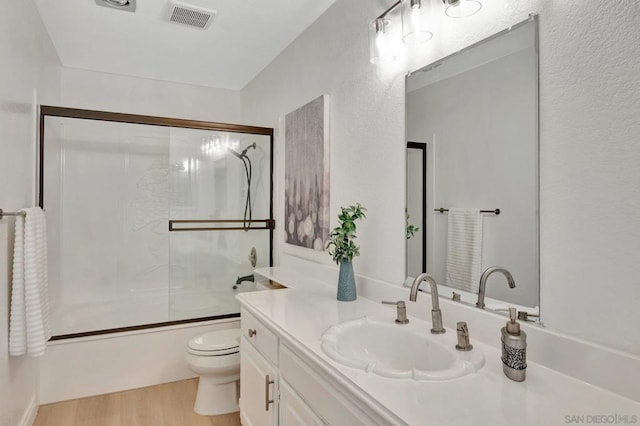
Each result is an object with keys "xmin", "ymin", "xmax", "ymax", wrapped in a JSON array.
[{"xmin": 233, "ymin": 274, "xmax": 255, "ymax": 290}]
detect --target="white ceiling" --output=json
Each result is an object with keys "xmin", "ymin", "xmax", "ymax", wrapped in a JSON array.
[{"xmin": 34, "ymin": 0, "xmax": 337, "ymax": 90}]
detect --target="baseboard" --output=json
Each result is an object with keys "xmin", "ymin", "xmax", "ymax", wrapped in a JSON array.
[{"xmin": 19, "ymin": 396, "xmax": 38, "ymax": 426}]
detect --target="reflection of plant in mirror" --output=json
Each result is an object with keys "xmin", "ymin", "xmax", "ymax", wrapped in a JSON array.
[
  {"xmin": 406, "ymin": 213, "xmax": 419, "ymax": 240},
  {"xmin": 327, "ymin": 203, "xmax": 367, "ymax": 264}
]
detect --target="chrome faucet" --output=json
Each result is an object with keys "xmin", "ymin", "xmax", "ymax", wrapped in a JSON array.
[
  {"xmin": 476, "ymin": 267, "xmax": 516, "ymax": 309},
  {"xmin": 409, "ymin": 273, "xmax": 445, "ymax": 334}
]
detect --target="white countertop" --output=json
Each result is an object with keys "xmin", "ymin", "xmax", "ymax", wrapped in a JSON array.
[{"xmin": 238, "ymin": 268, "xmax": 640, "ymax": 426}]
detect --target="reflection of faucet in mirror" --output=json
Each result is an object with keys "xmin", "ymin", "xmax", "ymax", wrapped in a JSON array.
[
  {"xmin": 476, "ymin": 267, "xmax": 516, "ymax": 309},
  {"xmin": 409, "ymin": 273, "xmax": 445, "ymax": 334}
]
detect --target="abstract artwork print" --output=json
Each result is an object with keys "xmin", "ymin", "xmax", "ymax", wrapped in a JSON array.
[{"xmin": 284, "ymin": 95, "xmax": 330, "ymax": 250}]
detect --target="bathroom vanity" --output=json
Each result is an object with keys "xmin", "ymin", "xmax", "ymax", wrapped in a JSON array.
[
  {"xmin": 239, "ymin": 306, "xmax": 395, "ymax": 425},
  {"xmin": 237, "ymin": 268, "xmax": 640, "ymax": 426}
]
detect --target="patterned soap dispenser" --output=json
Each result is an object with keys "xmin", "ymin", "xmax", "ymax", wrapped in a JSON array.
[{"xmin": 501, "ymin": 307, "xmax": 527, "ymax": 381}]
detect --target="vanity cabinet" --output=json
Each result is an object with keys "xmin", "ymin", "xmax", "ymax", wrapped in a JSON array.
[
  {"xmin": 239, "ymin": 309, "xmax": 279, "ymax": 426},
  {"xmin": 279, "ymin": 344, "xmax": 384, "ymax": 426},
  {"xmin": 239, "ymin": 307, "xmax": 395, "ymax": 426},
  {"xmin": 279, "ymin": 380, "xmax": 325, "ymax": 425}
]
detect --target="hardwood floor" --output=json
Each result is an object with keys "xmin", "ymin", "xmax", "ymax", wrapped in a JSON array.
[{"xmin": 33, "ymin": 378, "xmax": 241, "ymax": 426}]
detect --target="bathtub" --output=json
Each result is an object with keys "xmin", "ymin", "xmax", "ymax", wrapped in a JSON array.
[{"xmin": 40, "ymin": 280, "xmax": 272, "ymax": 404}]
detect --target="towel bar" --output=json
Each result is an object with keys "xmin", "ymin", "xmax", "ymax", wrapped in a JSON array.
[
  {"xmin": 435, "ymin": 208, "xmax": 500, "ymax": 215},
  {"xmin": 0, "ymin": 209, "xmax": 26, "ymax": 220}
]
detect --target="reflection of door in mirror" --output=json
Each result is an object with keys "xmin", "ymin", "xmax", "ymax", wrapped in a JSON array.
[
  {"xmin": 405, "ymin": 18, "xmax": 539, "ymax": 310},
  {"xmin": 406, "ymin": 142, "xmax": 426, "ymax": 278}
]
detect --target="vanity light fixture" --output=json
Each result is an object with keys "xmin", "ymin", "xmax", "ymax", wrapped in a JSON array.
[
  {"xmin": 442, "ymin": 0, "xmax": 482, "ymax": 18},
  {"xmin": 369, "ymin": 0, "xmax": 482, "ymax": 64},
  {"xmin": 369, "ymin": 18, "xmax": 395, "ymax": 64},
  {"xmin": 401, "ymin": 0, "xmax": 433, "ymax": 44}
]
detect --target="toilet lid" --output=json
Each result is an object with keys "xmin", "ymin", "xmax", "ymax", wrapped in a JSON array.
[{"xmin": 188, "ymin": 329, "xmax": 241, "ymax": 353}]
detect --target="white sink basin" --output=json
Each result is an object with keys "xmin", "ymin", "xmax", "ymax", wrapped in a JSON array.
[{"xmin": 320, "ymin": 316, "xmax": 484, "ymax": 381}]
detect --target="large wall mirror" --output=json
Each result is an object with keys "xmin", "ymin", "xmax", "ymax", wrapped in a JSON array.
[{"xmin": 405, "ymin": 17, "xmax": 539, "ymax": 312}]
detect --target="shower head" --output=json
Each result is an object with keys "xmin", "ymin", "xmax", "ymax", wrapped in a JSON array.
[
  {"xmin": 228, "ymin": 143, "xmax": 257, "ymax": 232},
  {"xmin": 228, "ymin": 142, "xmax": 256, "ymax": 160}
]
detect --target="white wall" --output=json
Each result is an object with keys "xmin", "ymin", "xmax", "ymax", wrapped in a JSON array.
[
  {"xmin": 242, "ymin": 0, "xmax": 407, "ymax": 286},
  {"xmin": 59, "ymin": 67, "xmax": 241, "ymax": 124},
  {"xmin": 0, "ymin": 0, "xmax": 61, "ymax": 424},
  {"xmin": 241, "ymin": 1, "xmax": 640, "ymax": 355}
]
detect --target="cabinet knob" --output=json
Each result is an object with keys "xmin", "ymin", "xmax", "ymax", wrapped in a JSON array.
[{"xmin": 248, "ymin": 328, "xmax": 257, "ymax": 338}]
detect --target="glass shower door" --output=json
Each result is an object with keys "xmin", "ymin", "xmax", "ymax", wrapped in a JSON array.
[
  {"xmin": 43, "ymin": 116, "xmax": 171, "ymax": 336},
  {"xmin": 168, "ymin": 128, "xmax": 272, "ymax": 321},
  {"xmin": 40, "ymin": 106, "xmax": 274, "ymax": 338}
]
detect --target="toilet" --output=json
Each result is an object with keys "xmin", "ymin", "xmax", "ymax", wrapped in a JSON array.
[{"xmin": 186, "ymin": 328, "xmax": 242, "ymax": 416}]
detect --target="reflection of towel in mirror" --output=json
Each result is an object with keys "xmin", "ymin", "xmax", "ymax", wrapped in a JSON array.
[
  {"xmin": 9, "ymin": 207, "xmax": 51, "ymax": 357},
  {"xmin": 445, "ymin": 208, "xmax": 483, "ymax": 293}
]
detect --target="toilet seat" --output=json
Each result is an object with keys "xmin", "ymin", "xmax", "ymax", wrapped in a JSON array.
[{"xmin": 187, "ymin": 329, "xmax": 241, "ymax": 356}]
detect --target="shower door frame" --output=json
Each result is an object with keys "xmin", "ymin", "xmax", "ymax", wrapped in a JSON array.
[{"xmin": 39, "ymin": 105, "xmax": 274, "ymax": 340}]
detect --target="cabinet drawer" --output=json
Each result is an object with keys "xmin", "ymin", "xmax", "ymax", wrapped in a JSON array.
[
  {"xmin": 280, "ymin": 344, "xmax": 391, "ymax": 426},
  {"xmin": 241, "ymin": 308, "xmax": 278, "ymax": 365}
]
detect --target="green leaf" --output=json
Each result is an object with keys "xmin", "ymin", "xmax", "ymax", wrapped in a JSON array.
[{"xmin": 327, "ymin": 203, "xmax": 367, "ymax": 264}]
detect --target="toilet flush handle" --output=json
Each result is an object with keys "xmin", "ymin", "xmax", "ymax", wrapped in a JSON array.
[{"xmin": 248, "ymin": 328, "xmax": 257, "ymax": 338}]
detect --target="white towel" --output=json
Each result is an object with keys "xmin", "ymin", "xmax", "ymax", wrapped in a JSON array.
[
  {"xmin": 444, "ymin": 208, "xmax": 483, "ymax": 293},
  {"xmin": 9, "ymin": 207, "xmax": 51, "ymax": 357}
]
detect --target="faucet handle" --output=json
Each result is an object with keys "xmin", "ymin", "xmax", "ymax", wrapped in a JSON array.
[
  {"xmin": 455, "ymin": 321, "xmax": 473, "ymax": 351},
  {"xmin": 381, "ymin": 301, "xmax": 409, "ymax": 324}
]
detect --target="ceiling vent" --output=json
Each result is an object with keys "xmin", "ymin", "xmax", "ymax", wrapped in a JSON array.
[{"xmin": 166, "ymin": 1, "xmax": 216, "ymax": 30}]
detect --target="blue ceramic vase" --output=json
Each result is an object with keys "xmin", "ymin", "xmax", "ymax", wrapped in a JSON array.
[{"xmin": 337, "ymin": 260, "xmax": 357, "ymax": 301}]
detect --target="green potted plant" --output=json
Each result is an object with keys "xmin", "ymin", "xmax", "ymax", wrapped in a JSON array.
[{"xmin": 327, "ymin": 203, "xmax": 366, "ymax": 301}]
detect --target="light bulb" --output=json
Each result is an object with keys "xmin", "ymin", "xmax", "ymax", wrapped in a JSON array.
[
  {"xmin": 402, "ymin": 0, "xmax": 433, "ymax": 44},
  {"xmin": 369, "ymin": 18, "xmax": 395, "ymax": 64}
]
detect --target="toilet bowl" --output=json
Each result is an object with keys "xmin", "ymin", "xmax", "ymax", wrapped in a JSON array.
[{"xmin": 186, "ymin": 328, "xmax": 241, "ymax": 416}]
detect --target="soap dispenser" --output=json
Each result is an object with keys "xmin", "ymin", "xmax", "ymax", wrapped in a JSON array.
[{"xmin": 501, "ymin": 307, "xmax": 527, "ymax": 381}]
